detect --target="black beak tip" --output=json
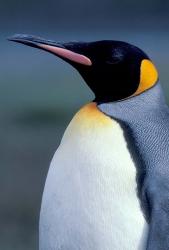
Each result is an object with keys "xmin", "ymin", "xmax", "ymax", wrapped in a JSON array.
[
  {"xmin": 7, "ymin": 34, "xmax": 28, "ymax": 42},
  {"xmin": 7, "ymin": 34, "xmax": 18, "ymax": 42},
  {"xmin": 8, "ymin": 34, "xmax": 23, "ymax": 39},
  {"xmin": 7, "ymin": 34, "xmax": 66, "ymax": 49},
  {"xmin": 7, "ymin": 34, "xmax": 44, "ymax": 49}
]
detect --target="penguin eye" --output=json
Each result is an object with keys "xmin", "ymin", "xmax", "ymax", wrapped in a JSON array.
[
  {"xmin": 134, "ymin": 59, "xmax": 158, "ymax": 96},
  {"xmin": 106, "ymin": 48, "xmax": 124, "ymax": 64}
]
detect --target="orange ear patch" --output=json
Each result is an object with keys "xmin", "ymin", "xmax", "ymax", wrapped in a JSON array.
[{"xmin": 134, "ymin": 59, "xmax": 158, "ymax": 96}]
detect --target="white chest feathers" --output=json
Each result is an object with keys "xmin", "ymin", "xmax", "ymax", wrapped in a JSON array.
[{"xmin": 39, "ymin": 103, "xmax": 148, "ymax": 250}]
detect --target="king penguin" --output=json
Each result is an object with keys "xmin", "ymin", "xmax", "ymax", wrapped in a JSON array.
[{"xmin": 9, "ymin": 34, "xmax": 169, "ymax": 250}]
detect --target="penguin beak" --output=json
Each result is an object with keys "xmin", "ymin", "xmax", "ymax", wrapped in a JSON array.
[{"xmin": 8, "ymin": 34, "xmax": 92, "ymax": 66}]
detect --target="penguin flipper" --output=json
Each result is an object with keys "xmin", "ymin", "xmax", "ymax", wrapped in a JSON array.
[{"xmin": 146, "ymin": 175, "xmax": 169, "ymax": 250}]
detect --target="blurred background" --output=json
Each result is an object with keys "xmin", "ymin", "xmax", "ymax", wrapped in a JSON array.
[{"xmin": 1, "ymin": 0, "xmax": 169, "ymax": 249}]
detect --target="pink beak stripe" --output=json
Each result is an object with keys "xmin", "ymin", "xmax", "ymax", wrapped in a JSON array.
[{"xmin": 40, "ymin": 44, "xmax": 92, "ymax": 66}]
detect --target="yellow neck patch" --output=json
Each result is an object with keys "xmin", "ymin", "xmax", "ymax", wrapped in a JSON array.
[
  {"xmin": 74, "ymin": 102, "xmax": 112, "ymax": 128},
  {"xmin": 134, "ymin": 59, "xmax": 158, "ymax": 96}
]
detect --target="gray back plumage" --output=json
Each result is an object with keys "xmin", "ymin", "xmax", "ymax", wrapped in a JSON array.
[{"xmin": 98, "ymin": 83, "xmax": 169, "ymax": 250}]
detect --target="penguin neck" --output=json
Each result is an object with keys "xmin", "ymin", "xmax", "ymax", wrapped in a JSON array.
[{"xmin": 98, "ymin": 83, "xmax": 169, "ymax": 175}]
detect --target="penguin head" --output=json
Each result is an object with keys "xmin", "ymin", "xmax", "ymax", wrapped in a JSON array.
[{"xmin": 9, "ymin": 34, "xmax": 158, "ymax": 102}]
